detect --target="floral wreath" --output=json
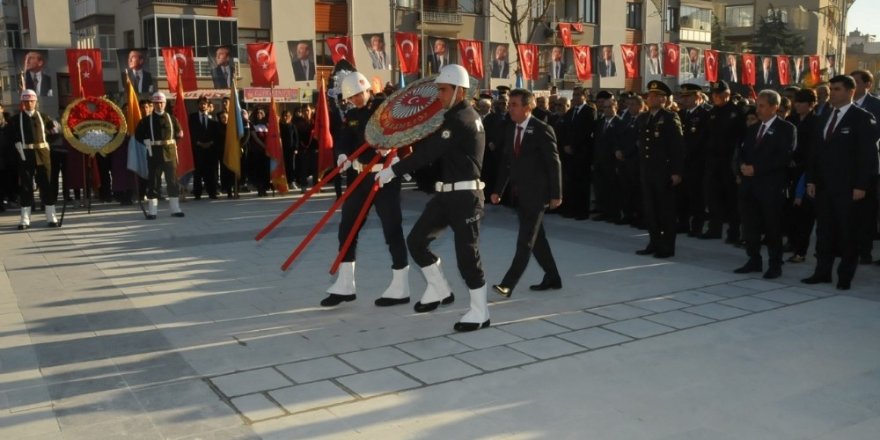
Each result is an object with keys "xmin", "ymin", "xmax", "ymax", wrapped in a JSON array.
[{"xmin": 62, "ymin": 96, "xmax": 128, "ymax": 156}]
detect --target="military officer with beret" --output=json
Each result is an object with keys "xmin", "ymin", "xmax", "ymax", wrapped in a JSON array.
[
  {"xmin": 703, "ymin": 80, "xmax": 746, "ymax": 243},
  {"xmin": 135, "ymin": 92, "xmax": 185, "ymax": 219},
  {"xmin": 635, "ymin": 80, "xmax": 685, "ymax": 258},
  {"xmin": 677, "ymin": 83, "xmax": 711, "ymax": 236}
]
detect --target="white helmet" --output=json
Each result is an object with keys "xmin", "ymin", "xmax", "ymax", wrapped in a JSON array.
[
  {"xmin": 151, "ymin": 91, "xmax": 167, "ymax": 103},
  {"xmin": 20, "ymin": 89, "xmax": 37, "ymax": 101},
  {"xmin": 341, "ymin": 72, "xmax": 371, "ymax": 99},
  {"xmin": 435, "ymin": 64, "xmax": 470, "ymax": 88}
]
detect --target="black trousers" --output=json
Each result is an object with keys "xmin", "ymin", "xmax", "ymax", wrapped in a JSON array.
[
  {"xmin": 338, "ymin": 175, "xmax": 408, "ymax": 269},
  {"xmin": 856, "ymin": 177, "xmax": 878, "ymax": 259},
  {"xmin": 146, "ymin": 146, "xmax": 179, "ymax": 199},
  {"xmin": 95, "ymin": 153, "xmax": 112, "ymax": 201},
  {"xmin": 17, "ymin": 150, "xmax": 56, "ymax": 207},
  {"xmin": 616, "ymin": 159, "xmax": 641, "ymax": 221},
  {"xmin": 740, "ymin": 185, "xmax": 785, "ymax": 268},
  {"xmin": 501, "ymin": 200, "xmax": 559, "ymax": 289},
  {"xmin": 813, "ymin": 191, "xmax": 860, "ymax": 282},
  {"xmin": 283, "ymin": 146, "xmax": 296, "ymax": 186},
  {"xmin": 678, "ymin": 159, "xmax": 706, "ymax": 233},
  {"xmin": 592, "ymin": 157, "xmax": 619, "ymax": 219},
  {"xmin": 641, "ymin": 172, "xmax": 677, "ymax": 254},
  {"xmin": 407, "ymin": 190, "xmax": 485, "ymax": 289},
  {"xmin": 193, "ymin": 146, "xmax": 219, "ymax": 197},
  {"xmin": 789, "ymin": 198, "xmax": 815, "ymax": 257},
  {"xmin": 704, "ymin": 160, "xmax": 740, "ymax": 237}
]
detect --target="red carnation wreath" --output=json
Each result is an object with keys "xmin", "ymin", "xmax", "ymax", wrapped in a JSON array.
[{"xmin": 62, "ymin": 96, "xmax": 128, "ymax": 156}]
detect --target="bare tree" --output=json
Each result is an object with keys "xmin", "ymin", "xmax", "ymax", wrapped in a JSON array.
[{"xmin": 489, "ymin": 0, "xmax": 553, "ymax": 77}]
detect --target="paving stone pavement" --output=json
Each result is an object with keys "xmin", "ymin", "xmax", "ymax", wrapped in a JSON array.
[{"xmin": 1, "ymin": 188, "xmax": 879, "ymax": 439}]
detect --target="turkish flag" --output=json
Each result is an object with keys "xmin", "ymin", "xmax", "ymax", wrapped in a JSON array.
[
  {"xmin": 663, "ymin": 43, "xmax": 680, "ymax": 77},
  {"xmin": 776, "ymin": 55, "xmax": 790, "ymax": 86},
  {"xmin": 247, "ymin": 42, "xmax": 278, "ymax": 87},
  {"xmin": 620, "ymin": 44, "xmax": 639, "ymax": 79},
  {"xmin": 458, "ymin": 39, "xmax": 484, "ymax": 79},
  {"xmin": 571, "ymin": 22, "xmax": 584, "ymax": 32},
  {"xmin": 704, "ymin": 49, "xmax": 719, "ymax": 82},
  {"xmin": 161, "ymin": 47, "xmax": 197, "ymax": 92},
  {"xmin": 741, "ymin": 53, "xmax": 756, "ymax": 86},
  {"xmin": 326, "ymin": 36, "xmax": 354, "ymax": 65},
  {"xmin": 516, "ymin": 44, "xmax": 539, "ymax": 81},
  {"xmin": 395, "ymin": 32, "xmax": 419, "ymax": 74},
  {"xmin": 572, "ymin": 45, "xmax": 592, "ymax": 81},
  {"xmin": 173, "ymin": 79, "xmax": 194, "ymax": 178},
  {"xmin": 808, "ymin": 55, "xmax": 820, "ymax": 82},
  {"xmin": 558, "ymin": 23, "xmax": 573, "ymax": 47},
  {"xmin": 217, "ymin": 0, "xmax": 232, "ymax": 17},
  {"xmin": 66, "ymin": 49, "xmax": 104, "ymax": 98}
]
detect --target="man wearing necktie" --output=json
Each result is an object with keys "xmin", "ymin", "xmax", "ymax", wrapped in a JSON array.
[
  {"xmin": 428, "ymin": 38, "xmax": 449, "ymax": 74},
  {"xmin": 189, "ymin": 95, "xmax": 221, "ymax": 200},
  {"xmin": 850, "ymin": 69, "xmax": 880, "ymax": 266},
  {"xmin": 22, "ymin": 51, "xmax": 53, "ymax": 97},
  {"xmin": 368, "ymin": 34, "xmax": 388, "ymax": 70},
  {"xmin": 490, "ymin": 88, "xmax": 562, "ymax": 298},
  {"xmin": 803, "ymin": 75, "xmax": 879, "ymax": 290},
  {"xmin": 291, "ymin": 41, "xmax": 315, "ymax": 81},
  {"xmin": 734, "ymin": 90, "xmax": 795, "ymax": 279},
  {"xmin": 126, "ymin": 49, "xmax": 154, "ymax": 94},
  {"xmin": 211, "ymin": 46, "xmax": 235, "ymax": 88},
  {"xmin": 549, "ymin": 46, "xmax": 565, "ymax": 82}
]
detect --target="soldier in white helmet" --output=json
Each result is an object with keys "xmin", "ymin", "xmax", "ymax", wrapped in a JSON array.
[
  {"xmin": 320, "ymin": 71, "xmax": 411, "ymax": 308},
  {"xmin": 134, "ymin": 92, "xmax": 185, "ymax": 219},
  {"xmin": 376, "ymin": 64, "xmax": 490, "ymax": 332},
  {"xmin": 10, "ymin": 89, "xmax": 60, "ymax": 230}
]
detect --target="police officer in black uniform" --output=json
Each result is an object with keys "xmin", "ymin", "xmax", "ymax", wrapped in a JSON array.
[
  {"xmin": 703, "ymin": 80, "xmax": 745, "ymax": 243},
  {"xmin": 320, "ymin": 72, "xmax": 410, "ymax": 308},
  {"xmin": 677, "ymin": 83, "xmax": 711, "ymax": 236},
  {"xmin": 635, "ymin": 81, "xmax": 684, "ymax": 258},
  {"xmin": 134, "ymin": 92, "xmax": 185, "ymax": 219},
  {"xmin": 376, "ymin": 64, "xmax": 489, "ymax": 332}
]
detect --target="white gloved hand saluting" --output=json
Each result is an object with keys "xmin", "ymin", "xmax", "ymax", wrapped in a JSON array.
[
  {"xmin": 375, "ymin": 166, "xmax": 396, "ymax": 187},
  {"xmin": 337, "ymin": 154, "xmax": 351, "ymax": 171}
]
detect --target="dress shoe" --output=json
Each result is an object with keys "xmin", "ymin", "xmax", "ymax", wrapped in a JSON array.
[
  {"xmin": 734, "ymin": 262, "xmax": 763, "ymax": 274},
  {"xmin": 763, "ymin": 267, "xmax": 782, "ymax": 279},
  {"xmin": 171, "ymin": 212, "xmax": 185, "ymax": 218},
  {"xmin": 193, "ymin": 195, "xmax": 202, "ymax": 200},
  {"xmin": 859, "ymin": 255, "xmax": 873, "ymax": 265},
  {"xmin": 801, "ymin": 274, "xmax": 832, "ymax": 284},
  {"xmin": 529, "ymin": 278, "xmax": 562, "ymax": 291},
  {"xmin": 653, "ymin": 251, "xmax": 675, "ymax": 259},
  {"xmin": 635, "ymin": 247, "xmax": 656, "ymax": 256},
  {"xmin": 374, "ymin": 297, "xmax": 410, "ymax": 307},
  {"xmin": 320, "ymin": 294, "xmax": 356, "ymax": 307},
  {"xmin": 47, "ymin": 222, "xmax": 59, "ymax": 228},
  {"xmin": 836, "ymin": 280, "xmax": 851, "ymax": 290},
  {"xmin": 699, "ymin": 231, "xmax": 722, "ymax": 239},
  {"xmin": 725, "ymin": 236, "xmax": 741, "ymax": 245},
  {"xmin": 17, "ymin": 224, "xmax": 29, "ymax": 230},
  {"xmin": 146, "ymin": 215, "xmax": 157, "ymax": 220},
  {"xmin": 413, "ymin": 293, "xmax": 454, "ymax": 313},
  {"xmin": 208, "ymin": 194, "xmax": 219, "ymax": 200},
  {"xmin": 453, "ymin": 320, "xmax": 490, "ymax": 332},
  {"xmin": 787, "ymin": 254, "xmax": 805, "ymax": 263},
  {"xmin": 492, "ymin": 284, "xmax": 512, "ymax": 298}
]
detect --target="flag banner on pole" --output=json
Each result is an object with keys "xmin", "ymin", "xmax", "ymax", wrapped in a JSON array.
[
  {"xmin": 265, "ymin": 92, "xmax": 288, "ymax": 194},
  {"xmin": 326, "ymin": 36, "xmax": 354, "ymax": 65},
  {"xmin": 704, "ymin": 49, "xmax": 719, "ymax": 82},
  {"xmin": 247, "ymin": 42, "xmax": 279, "ymax": 87},
  {"xmin": 223, "ymin": 80, "xmax": 243, "ymax": 179},
  {"xmin": 663, "ymin": 43, "xmax": 680, "ymax": 77},
  {"xmin": 741, "ymin": 54, "xmax": 756, "ymax": 86},
  {"xmin": 458, "ymin": 39, "xmax": 484, "ymax": 79},
  {"xmin": 161, "ymin": 46, "xmax": 197, "ymax": 92},
  {"xmin": 776, "ymin": 55, "xmax": 790, "ymax": 86},
  {"xmin": 66, "ymin": 49, "xmax": 104, "ymax": 97},
  {"xmin": 516, "ymin": 44, "xmax": 539, "ymax": 81},
  {"xmin": 313, "ymin": 78, "xmax": 334, "ymax": 178},
  {"xmin": 395, "ymin": 32, "xmax": 419, "ymax": 74},
  {"xmin": 620, "ymin": 44, "xmax": 640, "ymax": 79},
  {"xmin": 557, "ymin": 23, "xmax": 573, "ymax": 47},
  {"xmin": 173, "ymin": 80, "xmax": 195, "ymax": 178},
  {"xmin": 572, "ymin": 45, "xmax": 592, "ymax": 81}
]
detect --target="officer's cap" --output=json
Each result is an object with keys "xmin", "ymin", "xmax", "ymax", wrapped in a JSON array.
[
  {"xmin": 710, "ymin": 80, "xmax": 731, "ymax": 94},
  {"xmin": 646, "ymin": 80, "xmax": 672, "ymax": 96},
  {"xmin": 679, "ymin": 83, "xmax": 703, "ymax": 95},
  {"xmin": 496, "ymin": 85, "xmax": 511, "ymax": 95},
  {"xmin": 595, "ymin": 90, "xmax": 613, "ymax": 100}
]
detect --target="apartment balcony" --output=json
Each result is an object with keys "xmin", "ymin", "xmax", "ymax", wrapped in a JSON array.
[
  {"xmin": 73, "ymin": 0, "xmax": 115, "ymax": 21},
  {"xmin": 422, "ymin": 9, "xmax": 463, "ymax": 25},
  {"xmin": 138, "ymin": 0, "xmax": 234, "ymax": 7}
]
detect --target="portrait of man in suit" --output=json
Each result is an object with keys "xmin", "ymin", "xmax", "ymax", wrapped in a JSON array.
[
  {"xmin": 211, "ymin": 46, "xmax": 235, "ymax": 88},
  {"xmin": 646, "ymin": 43, "xmax": 661, "ymax": 77},
  {"xmin": 547, "ymin": 46, "xmax": 566, "ymax": 82},
  {"xmin": 490, "ymin": 43, "xmax": 509, "ymax": 79},
  {"xmin": 598, "ymin": 45, "xmax": 616, "ymax": 77},
  {"xmin": 364, "ymin": 34, "xmax": 389, "ymax": 70},
  {"xmin": 289, "ymin": 40, "xmax": 316, "ymax": 82},
  {"xmin": 426, "ymin": 37, "xmax": 452, "ymax": 74},
  {"xmin": 792, "ymin": 57, "xmax": 805, "ymax": 84},
  {"xmin": 757, "ymin": 56, "xmax": 777, "ymax": 88},
  {"xmin": 721, "ymin": 53, "xmax": 739, "ymax": 84},
  {"xmin": 20, "ymin": 50, "xmax": 53, "ymax": 97},
  {"xmin": 118, "ymin": 48, "xmax": 154, "ymax": 95},
  {"xmin": 685, "ymin": 47, "xmax": 702, "ymax": 78}
]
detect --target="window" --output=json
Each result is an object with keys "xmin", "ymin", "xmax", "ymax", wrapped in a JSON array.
[
  {"xmin": 238, "ymin": 28, "xmax": 270, "ymax": 61},
  {"xmin": 725, "ymin": 5, "xmax": 754, "ymax": 28},
  {"xmin": 767, "ymin": 7, "xmax": 788, "ymax": 23},
  {"xmin": 142, "ymin": 16, "xmax": 238, "ymax": 77},
  {"xmin": 75, "ymin": 25, "xmax": 117, "ymax": 69},
  {"xmin": 5, "ymin": 23, "xmax": 22, "ymax": 48},
  {"xmin": 626, "ymin": 3, "xmax": 642, "ymax": 30},
  {"xmin": 680, "ymin": 6, "xmax": 711, "ymax": 31},
  {"xmin": 397, "ymin": 0, "xmax": 415, "ymax": 8},
  {"xmin": 458, "ymin": 0, "xmax": 482, "ymax": 14},
  {"xmin": 667, "ymin": 7, "xmax": 679, "ymax": 31},
  {"xmin": 582, "ymin": 0, "xmax": 598, "ymax": 24},
  {"xmin": 315, "ymin": 33, "xmax": 340, "ymax": 67}
]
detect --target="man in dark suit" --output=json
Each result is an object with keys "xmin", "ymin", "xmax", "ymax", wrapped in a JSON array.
[
  {"xmin": 490, "ymin": 44, "xmax": 509, "ymax": 79},
  {"xmin": 125, "ymin": 50, "xmax": 154, "ymax": 95},
  {"xmin": 547, "ymin": 46, "xmax": 566, "ymax": 82},
  {"xmin": 850, "ymin": 69, "xmax": 880, "ymax": 265},
  {"xmin": 814, "ymin": 84, "xmax": 831, "ymax": 118},
  {"xmin": 189, "ymin": 95, "xmax": 221, "ymax": 199},
  {"xmin": 734, "ymin": 90, "xmax": 796, "ymax": 278},
  {"xmin": 290, "ymin": 41, "xmax": 315, "ymax": 81},
  {"xmin": 490, "ymin": 88, "xmax": 563, "ymax": 298},
  {"xmin": 426, "ymin": 38, "xmax": 450, "ymax": 74},
  {"xmin": 635, "ymin": 81, "xmax": 684, "ymax": 258},
  {"xmin": 677, "ymin": 83, "xmax": 711, "ymax": 236},
  {"xmin": 803, "ymin": 75, "xmax": 879, "ymax": 290},
  {"xmin": 598, "ymin": 46, "xmax": 616, "ymax": 77},
  {"xmin": 756, "ymin": 56, "xmax": 777, "ymax": 90},
  {"xmin": 592, "ymin": 90, "xmax": 623, "ymax": 222},
  {"xmin": 720, "ymin": 54, "xmax": 739, "ymax": 85},
  {"xmin": 559, "ymin": 89, "xmax": 596, "ymax": 219},
  {"xmin": 22, "ymin": 51, "xmax": 52, "ymax": 97},
  {"xmin": 211, "ymin": 46, "xmax": 235, "ymax": 88},
  {"xmin": 702, "ymin": 80, "xmax": 745, "ymax": 243}
]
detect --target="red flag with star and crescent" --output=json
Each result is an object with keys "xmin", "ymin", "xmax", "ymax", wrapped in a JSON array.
[
  {"xmin": 741, "ymin": 54, "xmax": 757, "ymax": 86},
  {"xmin": 516, "ymin": 44, "xmax": 539, "ymax": 81},
  {"xmin": 246, "ymin": 42, "xmax": 278, "ymax": 87},
  {"xmin": 395, "ymin": 32, "xmax": 419, "ymax": 74},
  {"xmin": 557, "ymin": 23, "xmax": 573, "ymax": 47},
  {"xmin": 808, "ymin": 55, "xmax": 820, "ymax": 83},
  {"xmin": 704, "ymin": 49, "xmax": 719, "ymax": 82},
  {"xmin": 662, "ymin": 43, "xmax": 680, "ymax": 77},
  {"xmin": 217, "ymin": 0, "xmax": 232, "ymax": 17},
  {"xmin": 572, "ymin": 45, "xmax": 592, "ymax": 81},
  {"xmin": 66, "ymin": 49, "xmax": 104, "ymax": 98},
  {"xmin": 161, "ymin": 47, "xmax": 197, "ymax": 92},
  {"xmin": 620, "ymin": 44, "xmax": 639, "ymax": 79},
  {"xmin": 458, "ymin": 39, "xmax": 484, "ymax": 79},
  {"xmin": 776, "ymin": 55, "xmax": 790, "ymax": 86},
  {"xmin": 326, "ymin": 36, "xmax": 354, "ymax": 66}
]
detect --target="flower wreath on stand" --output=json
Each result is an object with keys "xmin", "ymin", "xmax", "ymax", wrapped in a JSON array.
[{"xmin": 62, "ymin": 96, "xmax": 128, "ymax": 156}]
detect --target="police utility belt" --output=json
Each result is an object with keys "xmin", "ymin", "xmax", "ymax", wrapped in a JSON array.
[
  {"xmin": 434, "ymin": 180, "xmax": 485, "ymax": 192},
  {"xmin": 145, "ymin": 140, "xmax": 177, "ymax": 146},
  {"xmin": 16, "ymin": 141, "xmax": 49, "ymax": 150}
]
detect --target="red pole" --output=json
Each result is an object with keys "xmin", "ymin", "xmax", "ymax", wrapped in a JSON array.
[
  {"xmin": 280, "ymin": 153, "xmax": 383, "ymax": 271},
  {"xmin": 255, "ymin": 142, "xmax": 371, "ymax": 241},
  {"xmin": 329, "ymin": 151, "xmax": 397, "ymax": 275}
]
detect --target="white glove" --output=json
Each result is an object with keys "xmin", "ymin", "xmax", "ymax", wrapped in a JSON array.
[
  {"xmin": 337, "ymin": 154, "xmax": 351, "ymax": 171},
  {"xmin": 375, "ymin": 166, "xmax": 396, "ymax": 187},
  {"xmin": 390, "ymin": 156, "xmax": 400, "ymax": 167}
]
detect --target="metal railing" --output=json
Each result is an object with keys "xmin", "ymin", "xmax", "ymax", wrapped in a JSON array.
[
  {"xmin": 138, "ymin": 0, "xmax": 233, "ymax": 7},
  {"xmin": 422, "ymin": 9, "xmax": 462, "ymax": 24}
]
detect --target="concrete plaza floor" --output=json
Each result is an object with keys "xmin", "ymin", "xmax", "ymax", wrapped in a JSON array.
[{"xmin": 1, "ymin": 187, "xmax": 878, "ymax": 439}]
